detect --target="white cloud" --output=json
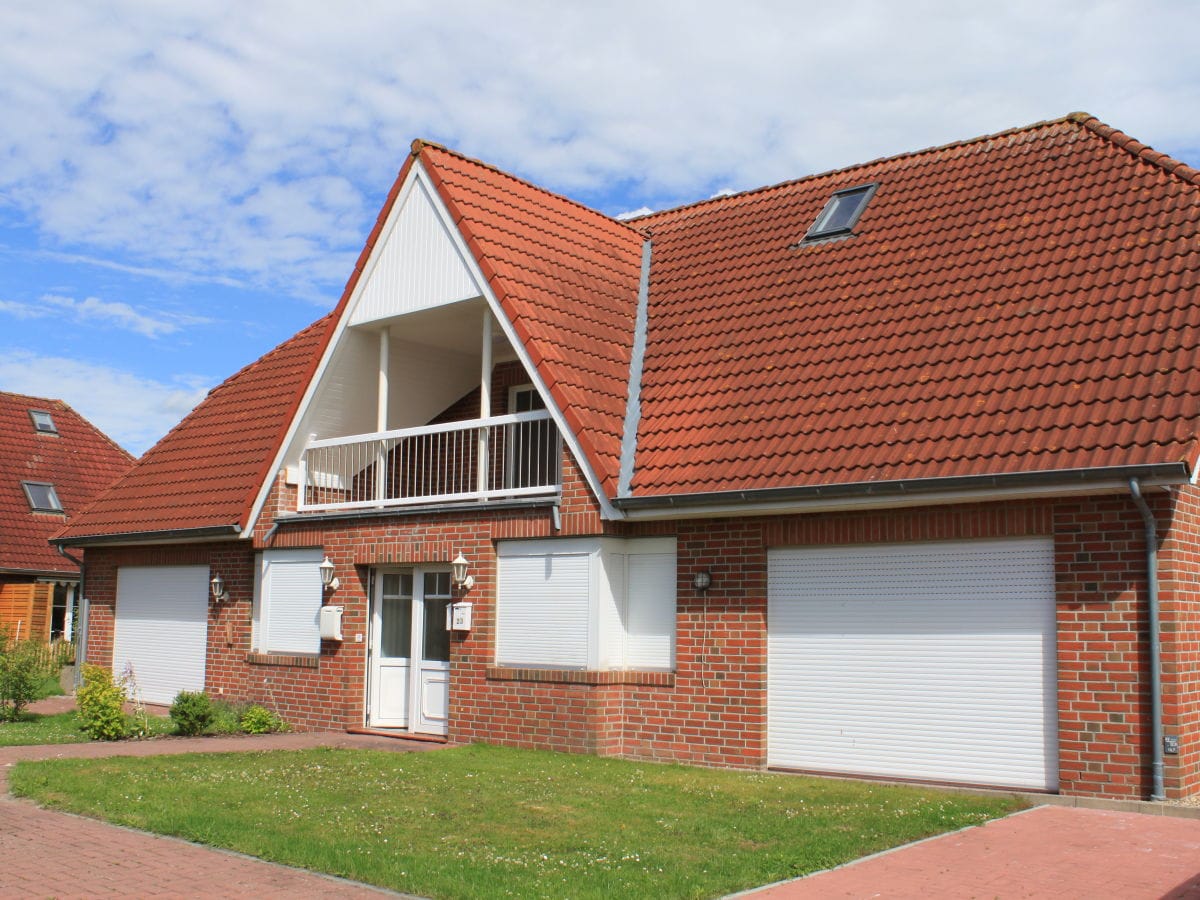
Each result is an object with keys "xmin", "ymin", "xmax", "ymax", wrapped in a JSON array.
[
  {"xmin": 0, "ymin": 349, "xmax": 209, "ymax": 455},
  {"xmin": 615, "ymin": 207, "xmax": 655, "ymax": 221},
  {"xmin": 0, "ymin": 0, "xmax": 1197, "ymax": 304},
  {"xmin": 0, "ymin": 293, "xmax": 204, "ymax": 338}
]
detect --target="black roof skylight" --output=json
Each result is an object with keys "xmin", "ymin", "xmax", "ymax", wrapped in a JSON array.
[
  {"xmin": 802, "ymin": 182, "xmax": 878, "ymax": 243},
  {"xmin": 29, "ymin": 409, "xmax": 57, "ymax": 434}
]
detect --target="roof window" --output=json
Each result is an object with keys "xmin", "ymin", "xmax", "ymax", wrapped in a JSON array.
[
  {"xmin": 29, "ymin": 410, "xmax": 57, "ymax": 434},
  {"xmin": 802, "ymin": 182, "xmax": 878, "ymax": 243},
  {"xmin": 22, "ymin": 481, "xmax": 63, "ymax": 513}
]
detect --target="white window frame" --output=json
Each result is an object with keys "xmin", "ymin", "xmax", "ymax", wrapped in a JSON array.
[
  {"xmin": 496, "ymin": 536, "xmax": 676, "ymax": 671},
  {"xmin": 252, "ymin": 548, "xmax": 325, "ymax": 655}
]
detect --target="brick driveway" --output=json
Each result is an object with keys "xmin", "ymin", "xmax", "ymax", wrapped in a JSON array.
[
  {"xmin": 4, "ymin": 701, "xmax": 1200, "ymax": 899},
  {"xmin": 743, "ymin": 804, "xmax": 1200, "ymax": 899}
]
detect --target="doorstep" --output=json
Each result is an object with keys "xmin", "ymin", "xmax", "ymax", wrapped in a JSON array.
[{"xmin": 346, "ymin": 727, "xmax": 448, "ymax": 744}]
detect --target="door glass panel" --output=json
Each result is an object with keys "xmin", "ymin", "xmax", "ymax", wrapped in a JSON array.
[
  {"xmin": 380, "ymin": 573, "xmax": 413, "ymax": 659},
  {"xmin": 423, "ymin": 599, "xmax": 451, "ymax": 662},
  {"xmin": 421, "ymin": 571, "xmax": 452, "ymax": 663}
]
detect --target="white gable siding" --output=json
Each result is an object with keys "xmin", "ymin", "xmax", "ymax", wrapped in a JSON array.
[{"xmin": 349, "ymin": 178, "xmax": 481, "ymax": 326}]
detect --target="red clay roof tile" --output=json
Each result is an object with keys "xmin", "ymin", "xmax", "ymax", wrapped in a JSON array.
[
  {"xmin": 55, "ymin": 315, "xmax": 335, "ymax": 542},
  {"xmin": 0, "ymin": 392, "xmax": 133, "ymax": 571}
]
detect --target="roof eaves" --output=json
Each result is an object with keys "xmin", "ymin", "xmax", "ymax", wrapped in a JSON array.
[
  {"xmin": 614, "ymin": 463, "xmax": 1191, "ymax": 516},
  {"xmin": 54, "ymin": 524, "xmax": 242, "ymax": 549}
]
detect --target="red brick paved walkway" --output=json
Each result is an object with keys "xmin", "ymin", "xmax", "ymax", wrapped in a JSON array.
[
  {"xmin": 0, "ymin": 702, "xmax": 436, "ymax": 898},
  {"xmin": 744, "ymin": 804, "xmax": 1200, "ymax": 899}
]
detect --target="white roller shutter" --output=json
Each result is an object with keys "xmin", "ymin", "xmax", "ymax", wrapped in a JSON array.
[
  {"xmin": 255, "ymin": 549, "xmax": 323, "ymax": 655},
  {"xmin": 114, "ymin": 566, "xmax": 209, "ymax": 705},
  {"xmin": 496, "ymin": 548, "xmax": 591, "ymax": 667},
  {"xmin": 768, "ymin": 538, "xmax": 1058, "ymax": 790}
]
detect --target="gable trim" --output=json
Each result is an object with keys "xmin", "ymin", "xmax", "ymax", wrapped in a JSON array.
[
  {"xmin": 241, "ymin": 153, "xmax": 622, "ymax": 537},
  {"xmin": 617, "ymin": 239, "xmax": 652, "ymax": 498}
]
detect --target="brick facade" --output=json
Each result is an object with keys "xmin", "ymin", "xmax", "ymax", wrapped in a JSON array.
[{"xmin": 81, "ymin": 460, "xmax": 1200, "ymax": 800}]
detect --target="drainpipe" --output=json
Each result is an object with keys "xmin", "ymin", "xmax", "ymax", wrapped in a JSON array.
[{"xmin": 1128, "ymin": 478, "xmax": 1166, "ymax": 801}]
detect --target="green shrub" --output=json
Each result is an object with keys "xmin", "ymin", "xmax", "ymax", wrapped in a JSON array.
[
  {"xmin": 0, "ymin": 636, "xmax": 43, "ymax": 721},
  {"xmin": 209, "ymin": 699, "xmax": 243, "ymax": 735},
  {"xmin": 76, "ymin": 664, "xmax": 128, "ymax": 740},
  {"xmin": 169, "ymin": 690, "xmax": 215, "ymax": 736},
  {"xmin": 239, "ymin": 704, "xmax": 286, "ymax": 734}
]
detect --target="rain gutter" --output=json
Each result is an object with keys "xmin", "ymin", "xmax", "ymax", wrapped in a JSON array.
[
  {"xmin": 612, "ymin": 463, "xmax": 1190, "ymax": 519},
  {"xmin": 52, "ymin": 524, "xmax": 242, "ymax": 549}
]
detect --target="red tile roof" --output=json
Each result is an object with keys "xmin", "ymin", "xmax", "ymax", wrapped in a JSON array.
[
  {"xmin": 418, "ymin": 144, "xmax": 644, "ymax": 496},
  {"xmin": 628, "ymin": 114, "xmax": 1200, "ymax": 496},
  {"xmin": 0, "ymin": 392, "xmax": 132, "ymax": 573},
  {"xmin": 55, "ymin": 315, "xmax": 336, "ymax": 542},
  {"xmin": 56, "ymin": 113, "xmax": 1200, "ymax": 538}
]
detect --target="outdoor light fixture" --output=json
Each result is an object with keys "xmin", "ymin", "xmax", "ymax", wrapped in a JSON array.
[
  {"xmin": 692, "ymin": 570, "xmax": 713, "ymax": 593},
  {"xmin": 319, "ymin": 556, "xmax": 340, "ymax": 591},
  {"xmin": 210, "ymin": 573, "xmax": 228, "ymax": 602},
  {"xmin": 451, "ymin": 553, "xmax": 475, "ymax": 590}
]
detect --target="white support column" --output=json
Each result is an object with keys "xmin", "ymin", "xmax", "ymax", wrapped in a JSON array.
[
  {"xmin": 376, "ymin": 328, "xmax": 390, "ymax": 502},
  {"xmin": 477, "ymin": 308, "xmax": 493, "ymax": 498}
]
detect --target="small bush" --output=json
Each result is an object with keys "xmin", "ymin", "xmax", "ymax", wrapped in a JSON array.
[
  {"xmin": 0, "ymin": 636, "xmax": 43, "ymax": 721},
  {"xmin": 76, "ymin": 664, "xmax": 128, "ymax": 740},
  {"xmin": 209, "ymin": 700, "xmax": 243, "ymax": 735},
  {"xmin": 239, "ymin": 704, "xmax": 286, "ymax": 734},
  {"xmin": 169, "ymin": 690, "xmax": 215, "ymax": 736}
]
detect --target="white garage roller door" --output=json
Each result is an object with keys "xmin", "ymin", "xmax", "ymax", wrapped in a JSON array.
[
  {"xmin": 113, "ymin": 566, "xmax": 209, "ymax": 705},
  {"xmin": 768, "ymin": 538, "xmax": 1058, "ymax": 790}
]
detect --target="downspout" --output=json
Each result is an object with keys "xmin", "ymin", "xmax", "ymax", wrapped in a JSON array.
[{"xmin": 1128, "ymin": 478, "xmax": 1166, "ymax": 801}]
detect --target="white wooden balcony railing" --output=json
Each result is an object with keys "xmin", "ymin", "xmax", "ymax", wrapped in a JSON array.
[{"xmin": 297, "ymin": 411, "xmax": 561, "ymax": 512}]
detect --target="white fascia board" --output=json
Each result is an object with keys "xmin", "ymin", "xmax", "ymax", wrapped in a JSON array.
[
  {"xmin": 615, "ymin": 477, "xmax": 1184, "ymax": 522},
  {"xmin": 243, "ymin": 159, "xmax": 622, "ymax": 538},
  {"xmin": 414, "ymin": 162, "xmax": 623, "ymax": 522}
]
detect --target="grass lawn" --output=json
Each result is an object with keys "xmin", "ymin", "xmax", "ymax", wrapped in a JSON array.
[
  {"xmin": 0, "ymin": 710, "xmax": 175, "ymax": 747},
  {"xmin": 0, "ymin": 711, "xmax": 90, "ymax": 746},
  {"xmin": 11, "ymin": 744, "xmax": 1024, "ymax": 898}
]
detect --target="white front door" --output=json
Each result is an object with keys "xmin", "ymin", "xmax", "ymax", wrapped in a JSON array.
[{"xmin": 369, "ymin": 569, "xmax": 452, "ymax": 735}]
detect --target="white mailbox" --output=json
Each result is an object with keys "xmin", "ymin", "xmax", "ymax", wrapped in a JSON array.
[
  {"xmin": 319, "ymin": 605, "xmax": 344, "ymax": 642},
  {"xmin": 448, "ymin": 601, "xmax": 473, "ymax": 632}
]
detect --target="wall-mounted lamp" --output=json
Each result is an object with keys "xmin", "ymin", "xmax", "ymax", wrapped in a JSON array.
[
  {"xmin": 692, "ymin": 570, "xmax": 713, "ymax": 593},
  {"xmin": 452, "ymin": 553, "xmax": 475, "ymax": 590},
  {"xmin": 319, "ymin": 556, "xmax": 340, "ymax": 592},
  {"xmin": 210, "ymin": 573, "xmax": 228, "ymax": 603}
]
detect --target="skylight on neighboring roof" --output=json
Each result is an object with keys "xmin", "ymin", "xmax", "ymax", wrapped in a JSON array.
[
  {"xmin": 802, "ymin": 183, "xmax": 878, "ymax": 243},
  {"xmin": 22, "ymin": 481, "xmax": 63, "ymax": 513},
  {"xmin": 29, "ymin": 409, "xmax": 57, "ymax": 434}
]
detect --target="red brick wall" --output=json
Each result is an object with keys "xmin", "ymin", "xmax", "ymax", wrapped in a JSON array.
[{"xmin": 84, "ymin": 479, "xmax": 1197, "ymax": 800}]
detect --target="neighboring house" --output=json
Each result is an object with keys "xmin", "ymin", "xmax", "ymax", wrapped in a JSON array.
[
  {"xmin": 1, "ymin": 391, "xmax": 133, "ymax": 642},
  {"xmin": 55, "ymin": 113, "xmax": 1200, "ymax": 801}
]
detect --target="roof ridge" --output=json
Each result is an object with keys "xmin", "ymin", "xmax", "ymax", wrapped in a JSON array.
[
  {"xmin": 0, "ymin": 389, "xmax": 63, "ymax": 406},
  {"xmin": 632, "ymin": 113, "xmax": 1118, "ymax": 224},
  {"xmin": 1069, "ymin": 113, "xmax": 1200, "ymax": 187},
  {"xmin": 413, "ymin": 140, "xmax": 644, "ymax": 238}
]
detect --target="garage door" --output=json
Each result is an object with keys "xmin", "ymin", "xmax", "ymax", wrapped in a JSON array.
[
  {"xmin": 113, "ymin": 566, "xmax": 209, "ymax": 705},
  {"xmin": 768, "ymin": 538, "xmax": 1058, "ymax": 790}
]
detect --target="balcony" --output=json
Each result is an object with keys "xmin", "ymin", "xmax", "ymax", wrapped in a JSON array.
[{"xmin": 298, "ymin": 410, "xmax": 560, "ymax": 513}]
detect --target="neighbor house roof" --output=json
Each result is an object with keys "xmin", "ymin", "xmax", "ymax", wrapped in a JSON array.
[
  {"xmin": 57, "ymin": 113, "xmax": 1200, "ymax": 541},
  {"xmin": 0, "ymin": 391, "xmax": 133, "ymax": 573}
]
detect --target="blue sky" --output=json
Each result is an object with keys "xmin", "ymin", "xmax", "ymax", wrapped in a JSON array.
[{"xmin": 1, "ymin": 1, "xmax": 1198, "ymax": 455}]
